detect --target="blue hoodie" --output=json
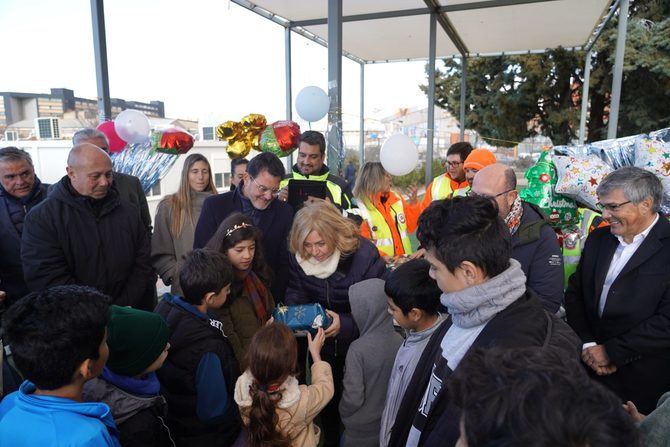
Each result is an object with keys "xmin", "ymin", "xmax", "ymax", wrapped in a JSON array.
[{"xmin": 0, "ymin": 380, "xmax": 121, "ymax": 447}]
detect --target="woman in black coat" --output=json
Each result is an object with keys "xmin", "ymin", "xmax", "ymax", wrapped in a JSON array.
[{"xmin": 285, "ymin": 200, "xmax": 386, "ymax": 447}]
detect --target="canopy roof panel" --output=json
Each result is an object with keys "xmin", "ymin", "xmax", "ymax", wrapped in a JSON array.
[
  {"xmin": 303, "ymin": 15, "xmax": 460, "ymax": 62},
  {"xmin": 235, "ymin": 0, "xmax": 613, "ymax": 61}
]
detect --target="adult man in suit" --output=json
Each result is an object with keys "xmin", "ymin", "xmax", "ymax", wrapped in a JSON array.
[
  {"xmin": 566, "ymin": 166, "xmax": 670, "ymax": 413},
  {"xmin": 194, "ymin": 152, "xmax": 293, "ymax": 300}
]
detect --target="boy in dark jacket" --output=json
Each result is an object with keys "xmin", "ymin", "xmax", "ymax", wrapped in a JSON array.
[
  {"xmin": 388, "ymin": 197, "xmax": 581, "ymax": 447},
  {"xmin": 340, "ymin": 278, "xmax": 403, "ymax": 447},
  {"xmin": 83, "ymin": 305, "xmax": 174, "ymax": 447},
  {"xmin": 155, "ymin": 248, "xmax": 241, "ymax": 447},
  {"xmin": 0, "ymin": 285, "xmax": 120, "ymax": 446}
]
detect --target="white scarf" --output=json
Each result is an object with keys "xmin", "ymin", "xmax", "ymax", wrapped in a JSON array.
[{"xmin": 296, "ymin": 249, "xmax": 341, "ymax": 279}]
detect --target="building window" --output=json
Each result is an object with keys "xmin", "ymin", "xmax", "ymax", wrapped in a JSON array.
[
  {"xmin": 202, "ymin": 127, "xmax": 215, "ymax": 141},
  {"xmin": 147, "ymin": 180, "xmax": 161, "ymax": 197},
  {"xmin": 214, "ymin": 173, "xmax": 231, "ymax": 189}
]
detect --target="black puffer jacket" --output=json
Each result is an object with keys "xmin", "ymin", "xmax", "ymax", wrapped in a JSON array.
[
  {"xmin": 285, "ymin": 237, "xmax": 387, "ymax": 355},
  {"xmin": 21, "ymin": 176, "xmax": 154, "ymax": 310},
  {"xmin": 83, "ymin": 377, "xmax": 174, "ymax": 447},
  {"xmin": 0, "ymin": 178, "xmax": 49, "ymax": 304}
]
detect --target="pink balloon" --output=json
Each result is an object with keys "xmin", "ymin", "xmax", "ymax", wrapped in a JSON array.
[{"xmin": 97, "ymin": 121, "xmax": 127, "ymax": 153}]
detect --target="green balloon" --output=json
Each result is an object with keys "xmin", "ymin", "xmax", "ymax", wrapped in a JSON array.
[{"xmin": 519, "ymin": 151, "xmax": 578, "ymax": 228}]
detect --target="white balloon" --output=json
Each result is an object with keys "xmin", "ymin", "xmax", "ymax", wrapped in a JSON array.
[
  {"xmin": 295, "ymin": 86, "xmax": 330, "ymax": 122},
  {"xmin": 114, "ymin": 109, "xmax": 151, "ymax": 144},
  {"xmin": 380, "ymin": 134, "xmax": 419, "ymax": 176}
]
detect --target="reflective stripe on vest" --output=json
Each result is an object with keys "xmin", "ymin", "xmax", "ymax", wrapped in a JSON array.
[
  {"xmin": 563, "ymin": 208, "xmax": 601, "ymax": 287},
  {"xmin": 452, "ymin": 186, "xmax": 470, "ymax": 197},
  {"xmin": 430, "ymin": 174, "xmax": 455, "ymax": 201},
  {"xmin": 358, "ymin": 198, "xmax": 413, "ymax": 257}
]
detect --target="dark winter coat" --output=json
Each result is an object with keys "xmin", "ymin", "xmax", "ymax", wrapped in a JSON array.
[
  {"xmin": 193, "ymin": 185, "xmax": 294, "ymax": 300},
  {"xmin": 113, "ymin": 171, "xmax": 153, "ymax": 235},
  {"xmin": 285, "ymin": 237, "xmax": 387, "ymax": 356},
  {"xmin": 21, "ymin": 176, "xmax": 155, "ymax": 310},
  {"xmin": 155, "ymin": 295, "xmax": 241, "ymax": 447},
  {"xmin": 389, "ymin": 290, "xmax": 581, "ymax": 447},
  {"xmin": 47, "ymin": 171, "xmax": 152, "ymax": 234},
  {"xmin": 512, "ymin": 201, "xmax": 564, "ymax": 313},
  {"xmin": 0, "ymin": 178, "xmax": 49, "ymax": 304},
  {"xmin": 83, "ymin": 377, "xmax": 174, "ymax": 447},
  {"xmin": 214, "ymin": 280, "xmax": 275, "ymax": 366}
]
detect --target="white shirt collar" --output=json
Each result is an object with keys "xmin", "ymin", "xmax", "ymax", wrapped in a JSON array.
[{"xmin": 615, "ymin": 213, "xmax": 659, "ymax": 246}]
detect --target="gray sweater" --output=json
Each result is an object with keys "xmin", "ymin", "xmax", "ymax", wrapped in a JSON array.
[
  {"xmin": 640, "ymin": 392, "xmax": 670, "ymax": 447},
  {"xmin": 151, "ymin": 191, "xmax": 212, "ymax": 296},
  {"xmin": 340, "ymin": 278, "xmax": 404, "ymax": 447},
  {"xmin": 379, "ymin": 313, "xmax": 447, "ymax": 447}
]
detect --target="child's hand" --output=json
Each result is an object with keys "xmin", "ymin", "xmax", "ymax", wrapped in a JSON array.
[
  {"xmin": 307, "ymin": 328, "xmax": 325, "ymax": 362},
  {"xmin": 265, "ymin": 316, "xmax": 274, "ymax": 326},
  {"xmin": 623, "ymin": 401, "xmax": 645, "ymax": 423}
]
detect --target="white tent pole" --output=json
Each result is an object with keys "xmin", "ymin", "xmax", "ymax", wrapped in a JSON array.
[
  {"xmin": 359, "ymin": 62, "xmax": 365, "ymax": 165},
  {"xmin": 579, "ymin": 50, "xmax": 592, "ymax": 144},
  {"xmin": 426, "ymin": 12, "xmax": 437, "ymax": 185},
  {"xmin": 327, "ymin": 0, "xmax": 343, "ymax": 174},
  {"xmin": 460, "ymin": 56, "xmax": 467, "ymax": 141},
  {"xmin": 285, "ymin": 26, "xmax": 293, "ymax": 169}
]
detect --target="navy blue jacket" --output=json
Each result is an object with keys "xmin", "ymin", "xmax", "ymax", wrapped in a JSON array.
[
  {"xmin": 0, "ymin": 178, "xmax": 49, "ymax": 304},
  {"xmin": 285, "ymin": 237, "xmax": 387, "ymax": 356},
  {"xmin": 193, "ymin": 186, "xmax": 294, "ymax": 300},
  {"xmin": 21, "ymin": 176, "xmax": 154, "ymax": 310},
  {"xmin": 512, "ymin": 201, "xmax": 564, "ymax": 313}
]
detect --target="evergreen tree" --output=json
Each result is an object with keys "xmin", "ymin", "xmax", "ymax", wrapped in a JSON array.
[{"xmin": 428, "ymin": 0, "xmax": 670, "ymax": 146}]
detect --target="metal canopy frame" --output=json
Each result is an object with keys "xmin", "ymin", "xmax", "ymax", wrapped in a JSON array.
[{"xmin": 89, "ymin": 0, "xmax": 624, "ymax": 180}]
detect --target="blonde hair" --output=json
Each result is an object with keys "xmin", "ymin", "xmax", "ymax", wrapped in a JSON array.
[
  {"xmin": 163, "ymin": 153, "xmax": 217, "ymax": 236},
  {"xmin": 288, "ymin": 200, "xmax": 360, "ymax": 259},
  {"xmin": 353, "ymin": 161, "xmax": 388, "ymax": 203}
]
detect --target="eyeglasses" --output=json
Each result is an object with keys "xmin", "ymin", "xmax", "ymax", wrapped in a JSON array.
[
  {"xmin": 467, "ymin": 189, "xmax": 515, "ymax": 200},
  {"xmin": 250, "ymin": 176, "xmax": 280, "ymax": 196},
  {"xmin": 446, "ymin": 161, "xmax": 463, "ymax": 167},
  {"xmin": 596, "ymin": 200, "xmax": 631, "ymax": 212}
]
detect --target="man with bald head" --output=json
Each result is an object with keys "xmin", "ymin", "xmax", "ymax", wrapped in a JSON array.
[
  {"xmin": 471, "ymin": 163, "xmax": 564, "ymax": 312},
  {"xmin": 72, "ymin": 127, "xmax": 151, "ymax": 234},
  {"xmin": 21, "ymin": 144, "xmax": 154, "ymax": 310}
]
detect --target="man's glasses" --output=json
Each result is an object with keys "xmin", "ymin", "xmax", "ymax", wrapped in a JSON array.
[
  {"xmin": 250, "ymin": 176, "xmax": 280, "ymax": 196},
  {"xmin": 596, "ymin": 200, "xmax": 631, "ymax": 212},
  {"xmin": 467, "ymin": 189, "xmax": 515, "ymax": 200}
]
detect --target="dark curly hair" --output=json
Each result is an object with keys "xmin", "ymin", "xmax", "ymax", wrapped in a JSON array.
[
  {"xmin": 2, "ymin": 285, "xmax": 111, "ymax": 390},
  {"xmin": 417, "ymin": 196, "xmax": 510, "ymax": 277},
  {"xmin": 449, "ymin": 346, "xmax": 640, "ymax": 447}
]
